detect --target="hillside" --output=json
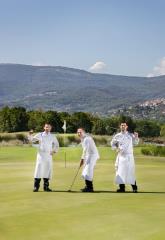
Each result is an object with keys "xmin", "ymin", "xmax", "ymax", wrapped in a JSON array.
[{"xmin": 0, "ymin": 63, "xmax": 165, "ymax": 114}]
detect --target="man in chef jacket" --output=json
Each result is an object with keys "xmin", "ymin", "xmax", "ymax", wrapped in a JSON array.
[
  {"xmin": 77, "ymin": 128, "xmax": 100, "ymax": 192},
  {"xmin": 111, "ymin": 123, "xmax": 139, "ymax": 193},
  {"xmin": 31, "ymin": 123, "xmax": 59, "ymax": 192}
]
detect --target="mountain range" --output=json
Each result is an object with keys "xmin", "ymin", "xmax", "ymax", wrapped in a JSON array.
[{"xmin": 0, "ymin": 63, "xmax": 165, "ymax": 114}]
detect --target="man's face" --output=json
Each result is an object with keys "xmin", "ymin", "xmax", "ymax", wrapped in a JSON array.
[
  {"xmin": 29, "ymin": 130, "xmax": 33, "ymax": 135},
  {"xmin": 77, "ymin": 128, "xmax": 85, "ymax": 138},
  {"xmin": 120, "ymin": 123, "xmax": 128, "ymax": 132},
  {"xmin": 44, "ymin": 124, "xmax": 52, "ymax": 133}
]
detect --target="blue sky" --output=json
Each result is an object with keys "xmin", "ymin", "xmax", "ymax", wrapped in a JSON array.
[{"xmin": 0, "ymin": 0, "xmax": 165, "ymax": 76}]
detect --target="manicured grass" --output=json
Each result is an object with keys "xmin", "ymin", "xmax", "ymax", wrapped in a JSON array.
[{"xmin": 0, "ymin": 146, "xmax": 165, "ymax": 240}]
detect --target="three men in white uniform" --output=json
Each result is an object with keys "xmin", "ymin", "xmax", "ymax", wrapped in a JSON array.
[
  {"xmin": 31, "ymin": 123, "xmax": 59, "ymax": 192},
  {"xmin": 111, "ymin": 123, "xmax": 139, "ymax": 192},
  {"xmin": 77, "ymin": 128, "xmax": 100, "ymax": 192}
]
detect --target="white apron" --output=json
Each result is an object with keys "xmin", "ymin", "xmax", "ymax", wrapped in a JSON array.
[
  {"xmin": 81, "ymin": 135, "xmax": 99, "ymax": 181},
  {"xmin": 111, "ymin": 131, "xmax": 139, "ymax": 185},
  {"xmin": 33, "ymin": 132, "xmax": 59, "ymax": 179},
  {"xmin": 115, "ymin": 153, "xmax": 135, "ymax": 184},
  {"xmin": 82, "ymin": 154, "xmax": 98, "ymax": 181}
]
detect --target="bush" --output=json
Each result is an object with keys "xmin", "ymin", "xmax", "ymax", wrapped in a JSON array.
[
  {"xmin": 0, "ymin": 133, "xmax": 28, "ymax": 143},
  {"xmin": 0, "ymin": 134, "xmax": 15, "ymax": 142},
  {"xmin": 56, "ymin": 135, "xmax": 80, "ymax": 147},
  {"xmin": 67, "ymin": 135, "xmax": 80, "ymax": 144},
  {"xmin": 16, "ymin": 133, "xmax": 27, "ymax": 142},
  {"xmin": 56, "ymin": 136, "xmax": 65, "ymax": 147},
  {"xmin": 141, "ymin": 145, "xmax": 165, "ymax": 157},
  {"xmin": 141, "ymin": 148, "xmax": 152, "ymax": 156},
  {"xmin": 0, "ymin": 140, "xmax": 23, "ymax": 146},
  {"xmin": 93, "ymin": 136, "xmax": 109, "ymax": 146},
  {"xmin": 160, "ymin": 125, "xmax": 165, "ymax": 137}
]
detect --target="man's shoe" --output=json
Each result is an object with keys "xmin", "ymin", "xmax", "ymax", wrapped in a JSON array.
[
  {"xmin": 133, "ymin": 189, "xmax": 138, "ymax": 193},
  {"xmin": 117, "ymin": 189, "xmax": 125, "ymax": 192},
  {"xmin": 132, "ymin": 185, "xmax": 138, "ymax": 193},
  {"xmin": 33, "ymin": 188, "xmax": 39, "ymax": 192},
  {"xmin": 88, "ymin": 188, "xmax": 94, "ymax": 192},
  {"xmin": 81, "ymin": 187, "xmax": 87, "ymax": 192},
  {"xmin": 81, "ymin": 187, "xmax": 94, "ymax": 192},
  {"xmin": 44, "ymin": 187, "xmax": 52, "ymax": 192}
]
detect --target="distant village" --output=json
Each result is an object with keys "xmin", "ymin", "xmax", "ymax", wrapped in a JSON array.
[
  {"xmin": 108, "ymin": 98, "xmax": 165, "ymax": 121},
  {"xmin": 140, "ymin": 98, "xmax": 165, "ymax": 108}
]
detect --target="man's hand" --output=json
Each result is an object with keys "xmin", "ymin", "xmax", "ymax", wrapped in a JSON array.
[
  {"xmin": 80, "ymin": 159, "xmax": 84, "ymax": 167},
  {"xmin": 115, "ymin": 142, "xmax": 119, "ymax": 148},
  {"xmin": 115, "ymin": 165, "xmax": 118, "ymax": 171},
  {"xmin": 27, "ymin": 135, "xmax": 33, "ymax": 143},
  {"xmin": 27, "ymin": 130, "xmax": 34, "ymax": 143},
  {"xmin": 50, "ymin": 151, "xmax": 56, "ymax": 156},
  {"xmin": 134, "ymin": 132, "xmax": 138, "ymax": 138},
  {"xmin": 116, "ymin": 148, "xmax": 120, "ymax": 153}
]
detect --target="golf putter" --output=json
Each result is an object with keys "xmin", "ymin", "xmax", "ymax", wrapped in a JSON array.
[{"xmin": 68, "ymin": 165, "xmax": 81, "ymax": 192}]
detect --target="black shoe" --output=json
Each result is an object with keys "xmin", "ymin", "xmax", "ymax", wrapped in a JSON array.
[
  {"xmin": 117, "ymin": 189, "xmax": 125, "ymax": 192},
  {"xmin": 132, "ymin": 182, "xmax": 138, "ymax": 193},
  {"xmin": 33, "ymin": 187, "xmax": 39, "ymax": 192},
  {"xmin": 44, "ymin": 187, "xmax": 52, "ymax": 192},
  {"xmin": 33, "ymin": 178, "xmax": 41, "ymax": 192},
  {"xmin": 132, "ymin": 185, "xmax": 138, "ymax": 193},
  {"xmin": 133, "ymin": 189, "xmax": 138, "ymax": 193},
  {"xmin": 81, "ymin": 187, "xmax": 94, "ymax": 192},
  {"xmin": 81, "ymin": 186, "xmax": 88, "ymax": 192},
  {"xmin": 88, "ymin": 189, "xmax": 94, "ymax": 192}
]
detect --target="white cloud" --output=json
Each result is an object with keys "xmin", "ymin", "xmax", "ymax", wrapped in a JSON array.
[
  {"xmin": 89, "ymin": 61, "xmax": 107, "ymax": 73},
  {"xmin": 147, "ymin": 57, "xmax": 165, "ymax": 77}
]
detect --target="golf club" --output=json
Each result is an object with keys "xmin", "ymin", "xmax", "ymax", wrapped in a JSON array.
[{"xmin": 68, "ymin": 165, "xmax": 81, "ymax": 192}]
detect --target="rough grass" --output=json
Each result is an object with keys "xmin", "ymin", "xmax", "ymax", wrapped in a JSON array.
[
  {"xmin": 0, "ymin": 132, "xmax": 111, "ymax": 147},
  {"xmin": 0, "ymin": 146, "xmax": 165, "ymax": 240}
]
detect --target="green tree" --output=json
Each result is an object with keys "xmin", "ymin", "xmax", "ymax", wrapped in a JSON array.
[
  {"xmin": 9, "ymin": 107, "xmax": 28, "ymax": 132},
  {"xmin": 0, "ymin": 106, "xmax": 28, "ymax": 132},
  {"xmin": 0, "ymin": 106, "xmax": 12, "ymax": 132},
  {"xmin": 135, "ymin": 120, "xmax": 160, "ymax": 137},
  {"xmin": 44, "ymin": 111, "xmax": 63, "ymax": 132},
  {"xmin": 27, "ymin": 110, "xmax": 46, "ymax": 132},
  {"xmin": 70, "ymin": 112, "xmax": 94, "ymax": 133},
  {"xmin": 104, "ymin": 117, "xmax": 120, "ymax": 135},
  {"xmin": 92, "ymin": 119, "xmax": 107, "ymax": 135}
]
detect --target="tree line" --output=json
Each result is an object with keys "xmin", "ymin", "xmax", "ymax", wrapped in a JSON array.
[{"xmin": 0, "ymin": 106, "xmax": 164, "ymax": 137}]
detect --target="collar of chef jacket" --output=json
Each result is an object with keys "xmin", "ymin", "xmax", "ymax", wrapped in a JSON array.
[
  {"xmin": 81, "ymin": 133, "xmax": 90, "ymax": 141},
  {"xmin": 42, "ymin": 131, "xmax": 51, "ymax": 137},
  {"xmin": 120, "ymin": 131, "xmax": 128, "ymax": 135}
]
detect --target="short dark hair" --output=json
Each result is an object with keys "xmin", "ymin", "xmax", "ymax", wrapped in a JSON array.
[
  {"xmin": 77, "ymin": 127, "xmax": 85, "ymax": 131},
  {"xmin": 44, "ymin": 123, "xmax": 52, "ymax": 126},
  {"xmin": 120, "ymin": 122, "xmax": 128, "ymax": 126}
]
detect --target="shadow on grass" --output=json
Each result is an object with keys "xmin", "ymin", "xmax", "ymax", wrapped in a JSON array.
[{"xmin": 50, "ymin": 190, "xmax": 165, "ymax": 194}]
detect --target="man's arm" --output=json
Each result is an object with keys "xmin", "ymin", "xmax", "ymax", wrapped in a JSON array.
[
  {"xmin": 79, "ymin": 138, "xmax": 90, "ymax": 167},
  {"xmin": 29, "ymin": 133, "xmax": 41, "ymax": 143},
  {"xmin": 111, "ymin": 135, "xmax": 119, "ymax": 150},
  {"xmin": 132, "ymin": 132, "xmax": 139, "ymax": 145},
  {"xmin": 50, "ymin": 136, "xmax": 59, "ymax": 155},
  {"xmin": 52, "ymin": 136, "xmax": 59, "ymax": 153},
  {"xmin": 81, "ymin": 138, "xmax": 90, "ymax": 159}
]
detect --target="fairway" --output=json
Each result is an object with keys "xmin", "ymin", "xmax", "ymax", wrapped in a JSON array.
[{"xmin": 0, "ymin": 146, "xmax": 165, "ymax": 240}]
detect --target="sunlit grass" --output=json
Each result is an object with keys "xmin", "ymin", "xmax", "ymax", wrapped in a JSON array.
[{"xmin": 0, "ymin": 146, "xmax": 165, "ymax": 240}]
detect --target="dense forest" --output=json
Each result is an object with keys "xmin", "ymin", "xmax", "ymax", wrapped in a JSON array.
[{"xmin": 0, "ymin": 106, "xmax": 164, "ymax": 138}]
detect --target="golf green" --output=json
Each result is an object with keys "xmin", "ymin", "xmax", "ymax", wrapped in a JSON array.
[{"xmin": 0, "ymin": 146, "xmax": 165, "ymax": 240}]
